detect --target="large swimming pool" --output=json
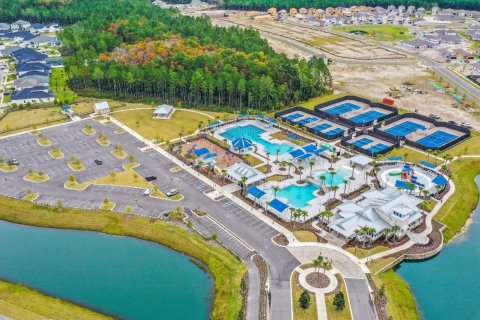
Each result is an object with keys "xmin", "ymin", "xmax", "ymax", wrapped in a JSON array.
[
  {"xmin": 276, "ymin": 183, "xmax": 319, "ymax": 208},
  {"xmin": 220, "ymin": 124, "xmax": 294, "ymax": 155},
  {"xmin": 315, "ymin": 168, "xmax": 352, "ymax": 187}
]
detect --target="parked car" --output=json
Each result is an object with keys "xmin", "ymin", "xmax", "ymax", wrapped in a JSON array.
[
  {"xmin": 11, "ymin": 159, "xmax": 19, "ymax": 165},
  {"xmin": 448, "ymin": 120, "xmax": 457, "ymax": 125},
  {"xmin": 429, "ymin": 113, "xmax": 441, "ymax": 120},
  {"xmin": 94, "ymin": 159, "xmax": 103, "ymax": 165},
  {"xmin": 144, "ymin": 188, "xmax": 153, "ymax": 196},
  {"xmin": 145, "ymin": 176, "xmax": 157, "ymax": 181},
  {"xmin": 166, "ymin": 189, "xmax": 179, "ymax": 197},
  {"xmin": 461, "ymin": 122, "xmax": 473, "ymax": 128}
]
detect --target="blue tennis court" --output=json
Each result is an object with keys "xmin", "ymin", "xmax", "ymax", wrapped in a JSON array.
[
  {"xmin": 324, "ymin": 102, "xmax": 361, "ymax": 115},
  {"xmin": 324, "ymin": 128, "xmax": 344, "ymax": 137},
  {"xmin": 312, "ymin": 123, "xmax": 332, "ymax": 132},
  {"xmin": 417, "ymin": 130, "xmax": 457, "ymax": 148},
  {"xmin": 366, "ymin": 143, "xmax": 389, "ymax": 153},
  {"xmin": 283, "ymin": 113, "xmax": 302, "ymax": 121},
  {"xmin": 297, "ymin": 116, "xmax": 318, "ymax": 125},
  {"xmin": 349, "ymin": 110, "xmax": 385, "ymax": 124},
  {"xmin": 352, "ymin": 137, "xmax": 373, "ymax": 148},
  {"xmin": 385, "ymin": 121, "xmax": 426, "ymax": 137}
]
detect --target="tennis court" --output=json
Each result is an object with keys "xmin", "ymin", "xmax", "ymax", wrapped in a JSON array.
[
  {"xmin": 352, "ymin": 137, "xmax": 373, "ymax": 148},
  {"xmin": 416, "ymin": 130, "xmax": 457, "ymax": 148},
  {"xmin": 366, "ymin": 143, "xmax": 389, "ymax": 153},
  {"xmin": 324, "ymin": 102, "xmax": 361, "ymax": 115},
  {"xmin": 324, "ymin": 128, "xmax": 345, "ymax": 137},
  {"xmin": 283, "ymin": 113, "xmax": 303, "ymax": 121},
  {"xmin": 385, "ymin": 121, "xmax": 426, "ymax": 137},
  {"xmin": 349, "ymin": 110, "xmax": 385, "ymax": 124},
  {"xmin": 297, "ymin": 116, "xmax": 319, "ymax": 125},
  {"xmin": 312, "ymin": 123, "xmax": 332, "ymax": 132}
]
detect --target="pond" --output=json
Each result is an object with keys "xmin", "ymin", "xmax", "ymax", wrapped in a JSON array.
[
  {"xmin": 397, "ymin": 176, "xmax": 480, "ymax": 320},
  {"xmin": 0, "ymin": 221, "xmax": 213, "ymax": 320}
]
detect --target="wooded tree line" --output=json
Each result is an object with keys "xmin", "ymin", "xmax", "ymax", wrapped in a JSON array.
[
  {"xmin": 0, "ymin": 0, "xmax": 332, "ymax": 111},
  {"xmin": 165, "ymin": 0, "xmax": 480, "ymax": 11}
]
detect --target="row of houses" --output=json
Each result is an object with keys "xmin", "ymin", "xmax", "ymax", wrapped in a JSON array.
[
  {"xmin": 5, "ymin": 48, "xmax": 55, "ymax": 105},
  {"xmin": 465, "ymin": 24, "xmax": 480, "ymax": 41},
  {"xmin": 401, "ymin": 27, "xmax": 465, "ymax": 49},
  {"xmin": 0, "ymin": 31, "xmax": 59, "ymax": 48},
  {"xmin": 0, "ymin": 20, "xmax": 60, "ymax": 33}
]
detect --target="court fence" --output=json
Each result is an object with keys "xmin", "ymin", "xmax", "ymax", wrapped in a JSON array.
[{"xmin": 340, "ymin": 130, "xmax": 400, "ymax": 157}]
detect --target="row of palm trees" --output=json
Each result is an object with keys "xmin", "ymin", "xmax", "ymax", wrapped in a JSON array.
[
  {"xmin": 354, "ymin": 224, "xmax": 401, "ymax": 247},
  {"xmin": 312, "ymin": 253, "xmax": 333, "ymax": 274}
]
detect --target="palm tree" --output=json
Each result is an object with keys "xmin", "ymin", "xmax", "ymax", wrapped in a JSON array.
[
  {"xmin": 313, "ymin": 256, "xmax": 323, "ymax": 273},
  {"xmin": 418, "ymin": 186, "xmax": 424, "ymax": 198},
  {"xmin": 272, "ymin": 185, "xmax": 279, "ymax": 198},
  {"xmin": 422, "ymin": 189, "xmax": 429, "ymax": 199},
  {"xmin": 329, "ymin": 171, "xmax": 336, "ymax": 188},
  {"xmin": 289, "ymin": 207, "xmax": 296, "ymax": 222},
  {"xmin": 240, "ymin": 176, "xmax": 248, "ymax": 195},
  {"xmin": 320, "ymin": 210, "xmax": 334, "ymax": 225},
  {"xmin": 331, "ymin": 186, "xmax": 339, "ymax": 199},
  {"xmin": 221, "ymin": 169, "xmax": 227, "ymax": 183},
  {"xmin": 298, "ymin": 165, "xmax": 305, "ymax": 181},
  {"xmin": 329, "ymin": 155, "xmax": 336, "ymax": 170},
  {"xmin": 390, "ymin": 225, "xmax": 401, "ymax": 242},
  {"xmin": 383, "ymin": 228, "xmax": 391, "ymax": 243},
  {"xmin": 319, "ymin": 175, "xmax": 327, "ymax": 189},
  {"xmin": 276, "ymin": 148, "xmax": 280, "ymax": 162},
  {"xmin": 322, "ymin": 259, "xmax": 332, "ymax": 274},
  {"xmin": 360, "ymin": 225, "xmax": 370, "ymax": 247},
  {"xmin": 342, "ymin": 179, "xmax": 349, "ymax": 197},
  {"xmin": 287, "ymin": 162, "xmax": 293, "ymax": 175},
  {"xmin": 301, "ymin": 209, "xmax": 308, "ymax": 222},
  {"xmin": 405, "ymin": 181, "xmax": 416, "ymax": 195},
  {"xmin": 350, "ymin": 164, "xmax": 356, "ymax": 180},
  {"xmin": 434, "ymin": 184, "xmax": 442, "ymax": 197},
  {"xmin": 309, "ymin": 160, "xmax": 315, "ymax": 178},
  {"xmin": 266, "ymin": 152, "xmax": 271, "ymax": 166}
]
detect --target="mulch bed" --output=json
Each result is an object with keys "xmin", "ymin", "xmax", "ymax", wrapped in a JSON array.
[
  {"xmin": 306, "ymin": 272, "xmax": 330, "ymax": 289},
  {"xmin": 253, "ymin": 255, "xmax": 269, "ymax": 320},
  {"xmin": 367, "ymin": 274, "xmax": 387, "ymax": 320},
  {"xmin": 273, "ymin": 234, "xmax": 289, "ymax": 246}
]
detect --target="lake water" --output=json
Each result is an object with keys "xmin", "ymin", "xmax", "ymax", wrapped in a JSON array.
[
  {"xmin": 396, "ymin": 176, "xmax": 480, "ymax": 320},
  {"xmin": 0, "ymin": 221, "xmax": 213, "ymax": 320}
]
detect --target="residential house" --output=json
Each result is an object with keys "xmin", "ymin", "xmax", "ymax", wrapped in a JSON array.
[
  {"xmin": 2, "ymin": 31, "xmax": 36, "ymax": 43},
  {"xmin": 471, "ymin": 62, "xmax": 480, "ymax": 73},
  {"xmin": 435, "ymin": 14, "xmax": 464, "ymax": 23},
  {"xmin": 431, "ymin": 6, "xmax": 440, "ymax": 15},
  {"xmin": 11, "ymin": 48, "xmax": 48, "ymax": 64},
  {"xmin": 16, "ymin": 62, "xmax": 50, "ymax": 76},
  {"xmin": 29, "ymin": 23, "xmax": 47, "ymax": 34},
  {"xmin": 17, "ymin": 70, "xmax": 50, "ymax": 78},
  {"xmin": 401, "ymin": 38, "xmax": 432, "ymax": 49},
  {"xmin": 438, "ymin": 34, "xmax": 462, "ymax": 44},
  {"xmin": 328, "ymin": 188, "xmax": 423, "ymax": 241},
  {"xmin": 47, "ymin": 23, "xmax": 61, "ymax": 32},
  {"xmin": 438, "ymin": 49, "xmax": 456, "ymax": 60},
  {"xmin": 0, "ymin": 23, "xmax": 9, "ymax": 31},
  {"xmin": 299, "ymin": 8, "xmax": 308, "ymax": 14},
  {"xmin": 387, "ymin": 5, "xmax": 395, "ymax": 12},
  {"xmin": 14, "ymin": 75, "xmax": 49, "ymax": 90},
  {"xmin": 28, "ymin": 35, "xmax": 59, "ymax": 47},
  {"xmin": 398, "ymin": 5, "xmax": 405, "ymax": 13},
  {"xmin": 11, "ymin": 86, "xmax": 54, "ymax": 105},
  {"xmin": 407, "ymin": 6, "xmax": 415, "ymax": 14},
  {"xmin": 267, "ymin": 7, "xmax": 277, "ymax": 14},
  {"xmin": 10, "ymin": 20, "xmax": 31, "ymax": 31},
  {"xmin": 153, "ymin": 104, "xmax": 175, "ymax": 119},
  {"xmin": 289, "ymin": 8, "xmax": 297, "ymax": 16},
  {"xmin": 453, "ymin": 49, "xmax": 474, "ymax": 60}
]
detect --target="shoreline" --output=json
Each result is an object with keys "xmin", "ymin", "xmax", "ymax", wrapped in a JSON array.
[{"xmin": 0, "ymin": 196, "xmax": 246, "ymax": 320}]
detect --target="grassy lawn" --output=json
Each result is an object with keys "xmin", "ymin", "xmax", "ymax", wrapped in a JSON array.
[
  {"xmin": 112, "ymin": 149, "xmax": 127, "ymax": 159},
  {"xmin": 293, "ymin": 231, "xmax": 317, "ymax": 242},
  {"xmin": 333, "ymin": 25, "xmax": 413, "ymax": 41},
  {"xmin": 36, "ymin": 137, "xmax": 52, "ymax": 147},
  {"xmin": 345, "ymin": 245, "xmax": 389, "ymax": 259},
  {"xmin": 111, "ymin": 109, "xmax": 216, "ymax": 141},
  {"xmin": 83, "ymin": 127, "xmax": 96, "ymax": 135},
  {"xmin": 0, "ymin": 108, "xmax": 67, "ymax": 135},
  {"xmin": 372, "ymin": 270, "xmax": 420, "ymax": 320},
  {"xmin": 325, "ymin": 275, "xmax": 352, "ymax": 320},
  {"xmin": 22, "ymin": 193, "xmax": 39, "ymax": 202},
  {"xmin": 441, "ymin": 131, "xmax": 480, "ymax": 157},
  {"xmin": 0, "ymin": 196, "xmax": 246, "ymax": 320},
  {"xmin": 99, "ymin": 201, "xmax": 116, "ymax": 211},
  {"xmin": 434, "ymin": 158, "xmax": 480, "ymax": 242},
  {"xmin": 68, "ymin": 161, "xmax": 85, "ymax": 171},
  {"xmin": 64, "ymin": 180, "xmax": 90, "ymax": 190},
  {"xmin": 241, "ymin": 154, "xmax": 263, "ymax": 167},
  {"xmin": 386, "ymin": 147, "xmax": 435, "ymax": 164},
  {"xmin": 297, "ymin": 94, "xmax": 348, "ymax": 110},
  {"xmin": 24, "ymin": 172, "xmax": 49, "ymax": 183},
  {"xmin": 114, "ymin": 128, "xmax": 126, "ymax": 134},
  {"xmin": 367, "ymin": 257, "xmax": 397, "ymax": 275},
  {"xmin": 0, "ymin": 163, "xmax": 17, "ymax": 172},
  {"xmin": 150, "ymin": 190, "xmax": 184, "ymax": 201},
  {"xmin": 0, "ymin": 279, "xmax": 111, "ymax": 320},
  {"xmin": 256, "ymin": 164, "xmax": 270, "ymax": 174},
  {"xmin": 292, "ymin": 271, "xmax": 317, "ymax": 320},
  {"xmin": 96, "ymin": 137, "xmax": 110, "ymax": 146},
  {"xmin": 48, "ymin": 148, "xmax": 64, "ymax": 159},
  {"xmin": 419, "ymin": 198, "xmax": 437, "ymax": 212},
  {"xmin": 93, "ymin": 163, "xmax": 150, "ymax": 189},
  {"xmin": 49, "ymin": 67, "xmax": 78, "ymax": 103}
]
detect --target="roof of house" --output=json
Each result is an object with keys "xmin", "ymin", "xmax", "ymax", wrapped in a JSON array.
[
  {"xmin": 402, "ymin": 38, "xmax": 431, "ymax": 47},
  {"xmin": 12, "ymin": 20, "xmax": 31, "ymax": 26},
  {"xmin": 153, "ymin": 104, "xmax": 174, "ymax": 115},
  {"xmin": 18, "ymin": 70, "xmax": 50, "ymax": 78},
  {"xmin": 30, "ymin": 23, "xmax": 45, "ymax": 29},
  {"xmin": 11, "ymin": 48, "xmax": 48, "ymax": 63},
  {"xmin": 16, "ymin": 62, "xmax": 50, "ymax": 73},
  {"xmin": 14, "ymin": 75, "xmax": 49, "ymax": 88},
  {"xmin": 4, "ymin": 31, "xmax": 36, "ymax": 41},
  {"xmin": 11, "ymin": 87, "xmax": 53, "ymax": 101},
  {"xmin": 29, "ymin": 35, "xmax": 58, "ymax": 45},
  {"xmin": 94, "ymin": 101, "xmax": 110, "ymax": 110},
  {"xmin": 0, "ymin": 23, "xmax": 9, "ymax": 30},
  {"xmin": 453, "ymin": 48, "xmax": 473, "ymax": 56}
]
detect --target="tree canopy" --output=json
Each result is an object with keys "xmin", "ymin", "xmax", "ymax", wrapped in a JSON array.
[{"xmin": 0, "ymin": 0, "xmax": 332, "ymax": 111}]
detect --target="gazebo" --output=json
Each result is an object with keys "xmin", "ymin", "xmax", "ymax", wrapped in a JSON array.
[{"xmin": 231, "ymin": 137, "xmax": 254, "ymax": 154}]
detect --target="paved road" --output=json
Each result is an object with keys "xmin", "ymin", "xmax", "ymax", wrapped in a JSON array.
[{"xmin": 0, "ymin": 120, "xmax": 300, "ymax": 320}]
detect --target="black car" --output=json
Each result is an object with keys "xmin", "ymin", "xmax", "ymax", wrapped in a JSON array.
[
  {"xmin": 95, "ymin": 159, "xmax": 103, "ymax": 165},
  {"xmin": 145, "ymin": 176, "xmax": 157, "ymax": 181}
]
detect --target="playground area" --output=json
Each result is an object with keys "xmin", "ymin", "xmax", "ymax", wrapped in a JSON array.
[
  {"xmin": 378, "ymin": 163, "xmax": 440, "ymax": 193},
  {"xmin": 178, "ymin": 138, "xmax": 241, "ymax": 169}
]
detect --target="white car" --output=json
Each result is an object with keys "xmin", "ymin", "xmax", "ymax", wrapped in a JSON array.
[
  {"xmin": 144, "ymin": 188, "xmax": 153, "ymax": 196},
  {"xmin": 166, "ymin": 189, "xmax": 179, "ymax": 197},
  {"xmin": 429, "ymin": 113, "xmax": 441, "ymax": 120},
  {"xmin": 461, "ymin": 122, "xmax": 472, "ymax": 128}
]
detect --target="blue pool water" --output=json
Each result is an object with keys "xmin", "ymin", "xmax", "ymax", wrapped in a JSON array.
[
  {"xmin": 397, "ymin": 176, "xmax": 480, "ymax": 320},
  {"xmin": 315, "ymin": 168, "xmax": 351, "ymax": 186},
  {"xmin": 220, "ymin": 124, "xmax": 294, "ymax": 155},
  {"xmin": 276, "ymin": 183, "xmax": 319, "ymax": 208}
]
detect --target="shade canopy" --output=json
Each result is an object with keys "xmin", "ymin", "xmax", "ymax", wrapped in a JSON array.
[
  {"xmin": 247, "ymin": 186, "xmax": 266, "ymax": 199},
  {"xmin": 432, "ymin": 175, "xmax": 447, "ymax": 187},
  {"xmin": 232, "ymin": 138, "xmax": 253, "ymax": 149},
  {"xmin": 269, "ymin": 198, "xmax": 289, "ymax": 213}
]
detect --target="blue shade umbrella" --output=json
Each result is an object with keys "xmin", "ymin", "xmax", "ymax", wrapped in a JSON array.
[{"xmin": 232, "ymin": 138, "xmax": 253, "ymax": 149}]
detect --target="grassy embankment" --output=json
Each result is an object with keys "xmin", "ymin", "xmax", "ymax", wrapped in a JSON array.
[
  {"xmin": 325, "ymin": 276, "xmax": 352, "ymax": 320},
  {"xmin": 0, "ymin": 196, "xmax": 246, "ymax": 319},
  {"xmin": 0, "ymin": 279, "xmax": 111, "ymax": 320},
  {"xmin": 49, "ymin": 67, "xmax": 78, "ymax": 103},
  {"xmin": 333, "ymin": 25, "xmax": 414, "ymax": 42},
  {"xmin": 291, "ymin": 272, "xmax": 317, "ymax": 320}
]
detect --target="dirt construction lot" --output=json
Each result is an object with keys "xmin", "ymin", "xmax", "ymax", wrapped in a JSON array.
[
  {"xmin": 329, "ymin": 63, "xmax": 480, "ymax": 127},
  {"xmin": 213, "ymin": 14, "xmax": 407, "ymax": 61}
]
